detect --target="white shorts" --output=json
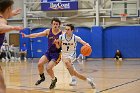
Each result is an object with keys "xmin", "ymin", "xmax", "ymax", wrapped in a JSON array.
[{"xmin": 62, "ymin": 52, "xmax": 76, "ymax": 62}]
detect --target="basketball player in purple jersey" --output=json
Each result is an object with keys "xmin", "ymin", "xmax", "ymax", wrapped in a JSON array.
[
  {"xmin": 22, "ymin": 18, "xmax": 62, "ymax": 89},
  {"xmin": 0, "ymin": 0, "xmax": 23, "ymax": 92}
]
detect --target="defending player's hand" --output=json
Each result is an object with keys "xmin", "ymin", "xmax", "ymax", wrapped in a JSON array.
[
  {"xmin": 21, "ymin": 32, "xmax": 26, "ymax": 38},
  {"xmin": 11, "ymin": 8, "xmax": 21, "ymax": 16},
  {"xmin": 53, "ymin": 39, "xmax": 59, "ymax": 45},
  {"xmin": 53, "ymin": 39, "xmax": 61, "ymax": 49}
]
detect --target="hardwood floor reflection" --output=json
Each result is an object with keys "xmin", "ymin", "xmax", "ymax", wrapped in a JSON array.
[{"xmin": 0, "ymin": 59, "xmax": 140, "ymax": 93}]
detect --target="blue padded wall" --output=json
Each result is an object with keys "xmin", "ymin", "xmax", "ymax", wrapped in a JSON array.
[
  {"xmin": 20, "ymin": 28, "xmax": 31, "ymax": 58},
  {"xmin": 103, "ymin": 26, "xmax": 140, "ymax": 58},
  {"xmin": 91, "ymin": 26, "xmax": 103, "ymax": 58},
  {"xmin": 74, "ymin": 27, "xmax": 93, "ymax": 57},
  {"xmin": 20, "ymin": 26, "xmax": 140, "ymax": 58},
  {"xmin": 74, "ymin": 26, "xmax": 140, "ymax": 58},
  {"xmin": 30, "ymin": 28, "xmax": 48, "ymax": 58}
]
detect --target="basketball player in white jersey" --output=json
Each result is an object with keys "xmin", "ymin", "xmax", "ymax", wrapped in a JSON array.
[{"xmin": 54, "ymin": 24, "xmax": 96, "ymax": 88}]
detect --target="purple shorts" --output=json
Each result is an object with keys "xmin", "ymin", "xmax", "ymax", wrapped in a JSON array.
[{"xmin": 44, "ymin": 51, "xmax": 61, "ymax": 63}]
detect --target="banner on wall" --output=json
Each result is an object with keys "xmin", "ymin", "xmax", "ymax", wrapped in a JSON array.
[{"xmin": 41, "ymin": 0, "xmax": 78, "ymax": 11}]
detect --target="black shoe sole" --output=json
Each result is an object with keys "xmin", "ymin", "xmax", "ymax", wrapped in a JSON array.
[{"xmin": 35, "ymin": 79, "xmax": 45, "ymax": 85}]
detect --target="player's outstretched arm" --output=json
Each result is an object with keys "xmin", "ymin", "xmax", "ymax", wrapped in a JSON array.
[
  {"xmin": 0, "ymin": 24, "xmax": 23, "ymax": 34},
  {"xmin": 22, "ymin": 29, "xmax": 49, "ymax": 38}
]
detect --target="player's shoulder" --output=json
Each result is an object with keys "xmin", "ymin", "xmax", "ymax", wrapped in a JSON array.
[
  {"xmin": 59, "ymin": 33, "xmax": 67, "ymax": 41},
  {"xmin": 73, "ymin": 34, "xmax": 81, "ymax": 41},
  {"xmin": 61, "ymin": 33, "xmax": 66, "ymax": 36},
  {"xmin": 44, "ymin": 29, "xmax": 50, "ymax": 32},
  {"xmin": 59, "ymin": 34, "xmax": 63, "ymax": 37},
  {"xmin": 59, "ymin": 33, "xmax": 64, "ymax": 39},
  {"xmin": 73, "ymin": 34, "xmax": 80, "ymax": 38},
  {"xmin": 43, "ymin": 29, "xmax": 50, "ymax": 35}
]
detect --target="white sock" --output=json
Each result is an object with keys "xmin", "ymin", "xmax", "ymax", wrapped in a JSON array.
[
  {"xmin": 52, "ymin": 77, "xmax": 55, "ymax": 80},
  {"xmin": 86, "ymin": 78, "xmax": 91, "ymax": 82},
  {"xmin": 72, "ymin": 76, "xmax": 76, "ymax": 80}
]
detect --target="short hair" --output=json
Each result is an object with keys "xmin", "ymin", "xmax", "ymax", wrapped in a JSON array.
[
  {"xmin": 51, "ymin": 18, "xmax": 61, "ymax": 25},
  {"xmin": 66, "ymin": 24, "xmax": 74, "ymax": 31},
  {"xmin": 0, "ymin": 0, "xmax": 14, "ymax": 13}
]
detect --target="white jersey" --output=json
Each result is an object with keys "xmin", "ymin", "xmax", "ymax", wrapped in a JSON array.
[{"xmin": 59, "ymin": 33, "xmax": 82, "ymax": 60}]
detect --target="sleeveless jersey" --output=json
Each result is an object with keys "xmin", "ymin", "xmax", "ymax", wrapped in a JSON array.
[
  {"xmin": 60, "ymin": 34, "xmax": 81, "ymax": 55},
  {"xmin": 0, "ymin": 16, "xmax": 5, "ymax": 47},
  {"xmin": 47, "ymin": 28, "xmax": 62, "ymax": 53}
]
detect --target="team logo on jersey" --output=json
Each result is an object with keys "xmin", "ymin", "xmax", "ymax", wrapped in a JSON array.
[
  {"xmin": 49, "ymin": 36, "xmax": 58, "ymax": 40},
  {"xmin": 49, "ymin": 37, "xmax": 54, "ymax": 39},
  {"xmin": 63, "ymin": 43, "xmax": 74, "ymax": 45}
]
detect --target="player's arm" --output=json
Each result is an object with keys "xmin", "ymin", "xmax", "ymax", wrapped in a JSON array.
[
  {"xmin": 0, "ymin": 22, "xmax": 23, "ymax": 34},
  {"xmin": 76, "ymin": 36, "xmax": 90, "ymax": 46},
  {"xmin": 54, "ymin": 39, "xmax": 61, "ymax": 49},
  {"xmin": 22, "ymin": 29, "xmax": 49, "ymax": 38},
  {"xmin": 54, "ymin": 35, "xmax": 62, "ymax": 49}
]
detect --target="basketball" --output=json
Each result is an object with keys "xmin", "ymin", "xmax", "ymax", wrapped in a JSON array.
[{"xmin": 80, "ymin": 45, "xmax": 92, "ymax": 56}]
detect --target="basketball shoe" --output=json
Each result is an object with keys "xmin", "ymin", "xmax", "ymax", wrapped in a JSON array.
[
  {"xmin": 35, "ymin": 73, "xmax": 45, "ymax": 85},
  {"xmin": 49, "ymin": 77, "xmax": 57, "ymax": 89},
  {"xmin": 87, "ymin": 78, "xmax": 96, "ymax": 89},
  {"xmin": 69, "ymin": 78, "xmax": 77, "ymax": 86}
]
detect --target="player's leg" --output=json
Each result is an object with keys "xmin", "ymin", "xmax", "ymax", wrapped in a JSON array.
[
  {"xmin": 116, "ymin": 56, "xmax": 119, "ymax": 60},
  {"xmin": 0, "ymin": 66, "xmax": 6, "ymax": 93},
  {"xmin": 64, "ymin": 58, "xmax": 86, "ymax": 80},
  {"xmin": 64, "ymin": 58, "xmax": 96, "ymax": 89},
  {"xmin": 24, "ymin": 52, "xmax": 27, "ymax": 61},
  {"xmin": 46, "ymin": 61, "xmax": 57, "ymax": 89},
  {"xmin": 65, "ymin": 58, "xmax": 77, "ymax": 86},
  {"xmin": 47, "ymin": 53, "xmax": 61, "ymax": 89},
  {"xmin": 35, "ymin": 55, "xmax": 49, "ymax": 85},
  {"xmin": 119, "ymin": 58, "xmax": 122, "ymax": 61},
  {"xmin": 5, "ymin": 51, "xmax": 9, "ymax": 62}
]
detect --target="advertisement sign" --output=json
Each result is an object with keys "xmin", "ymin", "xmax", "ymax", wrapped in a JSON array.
[{"xmin": 41, "ymin": 0, "xmax": 78, "ymax": 11}]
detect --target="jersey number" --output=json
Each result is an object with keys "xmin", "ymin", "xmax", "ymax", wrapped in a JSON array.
[{"xmin": 67, "ymin": 46, "xmax": 69, "ymax": 51}]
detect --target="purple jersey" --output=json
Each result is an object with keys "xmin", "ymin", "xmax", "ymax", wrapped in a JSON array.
[
  {"xmin": 0, "ymin": 34, "xmax": 5, "ymax": 47},
  {"xmin": 47, "ymin": 28, "xmax": 62, "ymax": 53},
  {"xmin": 0, "ymin": 16, "xmax": 5, "ymax": 48}
]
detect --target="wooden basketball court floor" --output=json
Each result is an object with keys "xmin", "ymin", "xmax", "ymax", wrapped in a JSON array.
[{"xmin": 0, "ymin": 59, "xmax": 140, "ymax": 93}]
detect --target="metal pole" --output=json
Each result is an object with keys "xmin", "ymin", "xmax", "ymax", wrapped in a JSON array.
[
  {"xmin": 23, "ymin": 0, "xmax": 27, "ymax": 28},
  {"xmin": 95, "ymin": 0, "xmax": 100, "ymax": 26}
]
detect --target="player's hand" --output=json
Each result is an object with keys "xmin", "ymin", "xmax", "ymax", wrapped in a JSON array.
[
  {"xmin": 13, "ymin": 26, "xmax": 24, "ymax": 31},
  {"xmin": 53, "ymin": 39, "xmax": 59, "ymax": 44},
  {"xmin": 11, "ymin": 8, "xmax": 21, "ymax": 16},
  {"xmin": 21, "ymin": 32, "xmax": 26, "ymax": 38},
  {"xmin": 85, "ymin": 43, "xmax": 91, "ymax": 47}
]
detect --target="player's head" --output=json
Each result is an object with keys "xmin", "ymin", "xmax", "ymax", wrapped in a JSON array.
[
  {"xmin": 51, "ymin": 18, "xmax": 61, "ymax": 30},
  {"xmin": 116, "ymin": 49, "xmax": 120, "ymax": 53},
  {"xmin": 23, "ymin": 43, "xmax": 26, "ymax": 46},
  {"xmin": 0, "ymin": 0, "xmax": 14, "ymax": 18},
  {"xmin": 65, "ymin": 24, "xmax": 74, "ymax": 34}
]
